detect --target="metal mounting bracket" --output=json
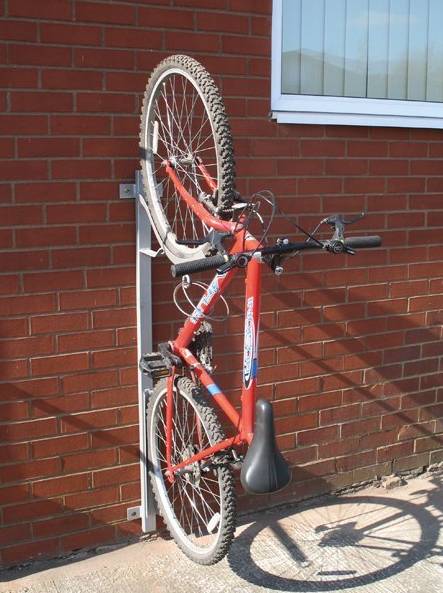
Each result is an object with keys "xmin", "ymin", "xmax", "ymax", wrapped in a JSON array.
[{"xmin": 119, "ymin": 170, "xmax": 158, "ymax": 532}]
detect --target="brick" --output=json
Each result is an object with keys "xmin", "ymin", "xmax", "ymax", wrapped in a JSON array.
[
  {"xmin": 393, "ymin": 452, "xmax": 430, "ymax": 473},
  {"xmin": 381, "ymin": 409, "xmax": 420, "ymax": 429},
  {"xmin": 61, "ymin": 525, "xmax": 114, "ymax": 553},
  {"xmin": 3, "ymin": 499, "xmax": 64, "ymax": 524},
  {"xmin": 0, "ymin": 335, "xmax": 53, "ymax": 359},
  {"xmin": 33, "ymin": 474, "xmax": 89, "ymax": 500},
  {"xmin": 0, "ymin": 204, "xmax": 43, "ymax": 225},
  {"xmin": 0, "ymin": 159, "xmax": 48, "ymax": 181},
  {"xmin": 90, "ymin": 501, "xmax": 131, "ymax": 523},
  {"xmin": 9, "ymin": 43, "xmax": 71, "ymax": 66},
  {"xmin": 116, "ymin": 327, "xmax": 136, "ymax": 346},
  {"xmin": 47, "ymin": 203, "xmax": 106, "ymax": 225},
  {"xmin": 91, "ymin": 308, "xmax": 135, "ymax": 331},
  {"xmin": 52, "ymin": 246, "xmax": 111, "ymax": 269},
  {"xmin": 76, "ymin": 1, "xmax": 135, "ymax": 24},
  {"xmin": 34, "ymin": 513, "xmax": 90, "ymax": 539},
  {"xmin": 59, "ymin": 289, "xmax": 117, "ymax": 311},
  {"xmin": 91, "ymin": 385, "xmax": 136, "ymax": 409},
  {"xmin": 52, "ymin": 159, "xmax": 111, "ymax": 180},
  {"xmin": 106, "ymin": 71, "xmax": 147, "ymax": 92},
  {"xmin": 0, "ymin": 114, "xmax": 48, "ymax": 135},
  {"xmin": 3, "ymin": 418, "xmax": 57, "ymax": 442},
  {"xmin": 297, "ymin": 425, "xmax": 338, "ymax": 446},
  {"xmin": 83, "ymin": 138, "xmax": 136, "ymax": 157},
  {"xmin": 58, "ymin": 330, "xmax": 114, "ymax": 353},
  {"xmin": 320, "ymin": 404, "xmax": 361, "ymax": 426},
  {"xmin": 0, "ymin": 20, "xmax": 36, "ymax": 41},
  {"xmin": 32, "ymin": 433, "xmax": 89, "ymax": 458},
  {"xmin": 9, "ymin": 0, "xmax": 71, "ymax": 19},
  {"xmin": 92, "ymin": 347, "xmax": 136, "ymax": 369},
  {"xmin": 1, "ymin": 538, "xmax": 59, "ymax": 565},
  {"xmin": 11, "ymin": 91, "xmax": 73, "ymax": 113},
  {"xmin": 0, "ymin": 294, "xmax": 55, "ymax": 315},
  {"xmin": 16, "ymin": 226, "xmax": 77, "ymax": 248},
  {"xmin": 341, "ymin": 418, "xmax": 380, "ymax": 438},
  {"xmin": 77, "ymin": 92, "xmax": 135, "ymax": 113},
  {"xmin": 336, "ymin": 450, "xmax": 377, "ymax": 472},
  {"xmin": 121, "ymin": 481, "xmax": 140, "ymax": 502},
  {"xmin": 410, "ymin": 294, "xmax": 443, "ymax": 312},
  {"xmin": 93, "ymin": 463, "xmax": 138, "ymax": 487},
  {"xmin": 31, "ymin": 312, "xmax": 89, "ymax": 335},
  {"xmin": 1, "ymin": 378, "xmax": 59, "ymax": 401},
  {"xmin": 90, "ymin": 425, "xmax": 138, "ymax": 449},
  {"xmin": 275, "ymin": 411, "xmax": 317, "ymax": 435},
  {"xmin": 74, "ymin": 47, "xmax": 134, "ymax": 70},
  {"xmin": 23, "ymin": 271, "xmax": 83, "ymax": 293},
  {"xmin": 0, "ymin": 273, "xmax": 19, "ymax": 294},
  {"xmin": 16, "ymin": 181, "xmax": 76, "ymax": 203},
  {"xmin": 65, "ymin": 485, "xmax": 119, "ymax": 510},
  {"xmin": 0, "ymin": 483, "xmax": 31, "ymax": 506},
  {"xmin": 139, "ymin": 6, "xmax": 194, "ymax": 28},
  {"xmin": 80, "ymin": 225, "xmax": 134, "ymax": 247},
  {"xmin": 166, "ymin": 30, "xmax": 219, "ymax": 52},
  {"xmin": 62, "ymin": 448, "xmax": 117, "ymax": 472},
  {"xmin": 2, "ymin": 458, "xmax": 60, "ymax": 483},
  {"xmin": 87, "ymin": 267, "xmax": 135, "ymax": 288},
  {"xmin": 51, "ymin": 115, "xmax": 111, "ymax": 135},
  {"xmin": 18, "ymin": 137, "xmax": 80, "ymax": 158},
  {"xmin": 0, "ymin": 442, "xmax": 29, "ymax": 463},
  {"xmin": 318, "ymin": 438, "xmax": 360, "ymax": 460},
  {"xmin": 223, "ymin": 33, "xmax": 269, "ymax": 56},
  {"xmin": 31, "ymin": 352, "xmax": 89, "ymax": 376},
  {"xmin": 41, "ymin": 23, "xmax": 101, "ymax": 46},
  {"xmin": 415, "ymin": 435, "xmax": 443, "ymax": 453},
  {"xmin": 63, "ymin": 369, "xmax": 118, "ymax": 394},
  {"xmin": 31, "ymin": 392, "xmax": 90, "ymax": 418},
  {"xmin": 0, "ymin": 67, "xmax": 38, "ymax": 88}
]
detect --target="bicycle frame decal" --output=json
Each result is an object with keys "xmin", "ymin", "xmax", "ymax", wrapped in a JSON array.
[
  {"xmin": 189, "ymin": 272, "xmax": 227, "ymax": 324},
  {"xmin": 243, "ymin": 296, "xmax": 256, "ymax": 389}
]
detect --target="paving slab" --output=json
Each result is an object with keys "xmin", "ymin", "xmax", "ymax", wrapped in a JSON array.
[{"xmin": 2, "ymin": 472, "xmax": 443, "ymax": 593}]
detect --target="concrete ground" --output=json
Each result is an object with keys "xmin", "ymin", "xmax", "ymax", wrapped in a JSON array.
[{"xmin": 2, "ymin": 471, "xmax": 443, "ymax": 593}]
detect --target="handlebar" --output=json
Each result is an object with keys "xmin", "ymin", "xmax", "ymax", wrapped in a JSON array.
[
  {"xmin": 171, "ymin": 254, "xmax": 229, "ymax": 278},
  {"xmin": 170, "ymin": 235, "xmax": 382, "ymax": 278}
]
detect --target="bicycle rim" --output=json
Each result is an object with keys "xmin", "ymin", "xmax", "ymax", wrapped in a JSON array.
[{"xmin": 147, "ymin": 377, "xmax": 236, "ymax": 564}]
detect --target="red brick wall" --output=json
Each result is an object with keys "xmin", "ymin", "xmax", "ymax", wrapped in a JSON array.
[{"xmin": 1, "ymin": 0, "xmax": 442, "ymax": 567}]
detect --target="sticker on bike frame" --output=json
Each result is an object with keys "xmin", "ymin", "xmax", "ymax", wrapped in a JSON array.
[
  {"xmin": 206, "ymin": 383, "xmax": 222, "ymax": 396},
  {"xmin": 243, "ymin": 296, "xmax": 257, "ymax": 389},
  {"xmin": 189, "ymin": 273, "xmax": 226, "ymax": 324}
]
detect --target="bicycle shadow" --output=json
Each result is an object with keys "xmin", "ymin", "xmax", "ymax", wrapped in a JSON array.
[{"xmin": 227, "ymin": 473, "xmax": 443, "ymax": 592}]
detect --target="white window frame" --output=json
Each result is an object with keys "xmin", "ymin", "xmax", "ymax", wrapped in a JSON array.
[{"xmin": 271, "ymin": 0, "xmax": 443, "ymax": 129}]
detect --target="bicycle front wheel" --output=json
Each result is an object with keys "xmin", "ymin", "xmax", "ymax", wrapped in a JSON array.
[
  {"xmin": 147, "ymin": 377, "xmax": 236, "ymax": 564},
  {"xmin": 139, "ymin": 55, "xmax": 236, "ymax": 264}
]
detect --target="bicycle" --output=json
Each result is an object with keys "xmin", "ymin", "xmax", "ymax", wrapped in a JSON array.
[{"xmin": 138, "ymin": 54, "xmax": 382, "ymax": 564}]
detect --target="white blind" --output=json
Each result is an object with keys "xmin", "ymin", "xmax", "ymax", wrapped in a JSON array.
[{"xmin": 281, "ymin": 0, "xmax": 443, "ymax": 102}]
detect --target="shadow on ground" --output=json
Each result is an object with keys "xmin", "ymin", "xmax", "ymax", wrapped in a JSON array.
[{"xmin": 228, "ymin": 473, "xmax": 443, "ymax": 592}]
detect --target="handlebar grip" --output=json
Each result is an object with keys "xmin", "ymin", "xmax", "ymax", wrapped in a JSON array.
[
  {"xmin": 344, "ymin": 235, "xmax": 382, "ymax": 249},
  {"xmin": 171, "ymin": 254, "xmax": 229, "ymax": 278}
]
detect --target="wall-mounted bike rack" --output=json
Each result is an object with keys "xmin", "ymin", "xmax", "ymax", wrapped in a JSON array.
[{"xmin": 119, "ymin": 171, "xmax": 158, "ymax": 532}]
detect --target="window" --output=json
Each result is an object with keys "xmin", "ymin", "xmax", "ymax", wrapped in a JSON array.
[{"xmin": 271, "ymin": 0, "xmax": 443, "ymax": 128}]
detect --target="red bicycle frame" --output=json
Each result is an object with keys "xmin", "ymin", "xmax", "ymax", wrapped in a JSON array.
[{"xmin": 162, "ymin": 162, "xmax": 263, "ymax": 480}]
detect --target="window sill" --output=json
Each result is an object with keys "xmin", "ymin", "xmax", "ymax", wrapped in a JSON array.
[{"xmin": 271, "ymin": 95, "xmax": 443, "ymax": 129}]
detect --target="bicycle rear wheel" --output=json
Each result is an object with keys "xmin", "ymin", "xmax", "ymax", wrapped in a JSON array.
[
  {"xmin": 147, "ymin": 376, "xmax": 236, "ymax": 564},
  {"xmin": 139, "ymin": 54, "xmax": 236, "ymax": 264}
]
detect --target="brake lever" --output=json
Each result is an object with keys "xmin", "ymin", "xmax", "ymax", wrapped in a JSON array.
[
  {"xmin": 342, "ymin": 211, "xmax": 366, "ymax": 225},
  {"xmin": 325, "ymin": 212, "xmax": 366, "ymax": 244}
]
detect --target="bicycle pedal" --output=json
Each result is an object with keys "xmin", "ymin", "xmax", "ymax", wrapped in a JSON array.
[{"xmin": 139, "ymin": 352, "xmax": 169, "ymax": 381}]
